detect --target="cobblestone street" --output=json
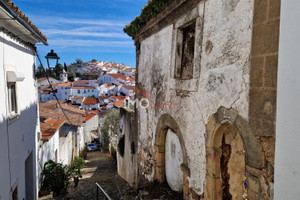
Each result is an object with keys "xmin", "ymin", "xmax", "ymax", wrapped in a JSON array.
[{"xmin": 55, "ymin": 151, "xmax": 137, "ymax": 200}]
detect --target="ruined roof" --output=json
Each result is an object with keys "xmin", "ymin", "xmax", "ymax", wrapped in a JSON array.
[
  {"xmin": 1, "ymin": 0, "xmax": 47, "ymax": 42},
  {"xmin": 40, "ymin": 118, "xmax": 64, "ymax": 141},
  {"xmin": 123, "ymin": 0, "xmax": 175, "ymax": 37}
]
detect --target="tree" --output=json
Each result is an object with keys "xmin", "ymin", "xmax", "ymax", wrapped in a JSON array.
[
  {"xmin": 76, "ymin": 71, "xmax": 83, "ymax": 78},
  {"xmin": 91, "ymin": 59, "xmax": 97, "ymax": 63},
  {"xmin": 54, "ymin": 63, "xmax": 64, "ymax": 77},
  {"xmin": 76, "ymin": 58, "xmax": 83, "ymax": 64},
  {"xmin": 100, "ymin": 109, "xmax": 120, "ymax": 152},
  {"xmin": 64, "ymin": 62, "xmax": 68, "ymax": 72}
]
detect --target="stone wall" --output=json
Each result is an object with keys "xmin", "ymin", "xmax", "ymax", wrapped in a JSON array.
[
  {"xmin": 117, "ymin": 108, "xmax": 138, "ymax": 188},
  {"xmin": 133, "ymin": 0, "xmax": 279, "ymax": 199},
  {"xmin": 248, "ymin": 0, "xmax": 280, "ymax": 198}
]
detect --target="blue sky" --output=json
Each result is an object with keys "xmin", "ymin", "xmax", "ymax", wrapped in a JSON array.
[{"xmin": 14, "ymin": 0, "xmax": 148, "ymax": 67}]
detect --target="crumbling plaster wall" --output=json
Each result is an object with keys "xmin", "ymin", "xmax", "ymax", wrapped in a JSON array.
[{"xmin": 136, "ymin": 0, "xmax": 254, "ymax": 195}]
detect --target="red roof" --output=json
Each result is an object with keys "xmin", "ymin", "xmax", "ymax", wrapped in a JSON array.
[
  {"xmin": 73, "ymin": 80, "xmax": 89, "ymax": 85},
  {"xmin": 40, "ymin": 118, "xmax": 64, "ymax": 141},
  {"xmin": 128, "ymin": 78, "xmax": 135, "ymax": 82},
  {"xmin": 85, "ymin": 112, "xmax": 98, "ymax": 122},
  {"xmin": 57, "ymin": 82, "xmax": 72, "ymax": 87},
  {"xmin": 112, "ymin": 99, "xmax": 125, "ymax": 108},
  {"xmin": 82, "ymin": 98, "xmax": 98, "ymax": 105},
  {"xmin": 2, "ymin": 0, "xmax": 47, "ymax": 42},
  {"xmin": 110, "ymin": 96, "xmax": 126, "ymax": 101},
  {"xmin": 123, "ymin": 86, "xmax": 135, "ymax": 91},
  {"xmin": 107, "ymin": 73, "xmax": 128, "ymax": 81}
]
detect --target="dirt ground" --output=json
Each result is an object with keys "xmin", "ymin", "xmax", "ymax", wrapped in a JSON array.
[{"xmin": 55, "ymin": 151, "xmax": 183, "ymax": 200}]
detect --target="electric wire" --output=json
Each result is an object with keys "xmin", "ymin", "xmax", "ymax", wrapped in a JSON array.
[{"xmin": 34, "ymin": 50, "xmax": 75, "ymax": 127}]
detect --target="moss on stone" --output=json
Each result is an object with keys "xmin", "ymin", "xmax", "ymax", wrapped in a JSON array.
[{"xmin": 123, "ymin": 0, "xmax": 176, "ymax": 37}]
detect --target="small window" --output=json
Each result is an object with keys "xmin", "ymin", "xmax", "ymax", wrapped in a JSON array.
[
  {"xmin": 8, "ymin": 83, "xmax": 17, "ymax": 114},
  {"xmin": 77, "ymin": 90, "xmax": 80, "ymax": 94},
  {"xmin": 175, "ymin": 21, "xmax": 196, "ymax": 80}
]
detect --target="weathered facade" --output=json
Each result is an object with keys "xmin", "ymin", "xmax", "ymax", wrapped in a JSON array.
[
  {"xmin": 117, "ymin": 107, "xmax": 138, "ymax": 188},
  {"xmin": 125, "ymin": 0, "xmax": 280, "ymax": 199}
]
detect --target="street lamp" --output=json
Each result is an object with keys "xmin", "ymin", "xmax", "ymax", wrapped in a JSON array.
[{"xmin": 45, "ymin": 49, "xmax": 60, "ymax": 67}]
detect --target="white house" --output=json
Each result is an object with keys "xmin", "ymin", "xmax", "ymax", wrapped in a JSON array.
[
  {"xmin": 70, "ymin": 86, "xmax": 97, "ymax": 98},
  {"xmin": 37, "ymin": 77, "xmax": 60, "ymax": 87},
  {"xmin": 83, "ymin": 112, "xmax": 99, "ymax": 144},
  {"xmin": 0, "ymin": 1, "xmax": 47, "ymax": 199},
  {"xmin": 38, "ymin": 118, "xmax": 64, "ymax": 190},
  {"xmin": 56, "ymin": 82, "xmax": 72, "ymax": 100},
  {"xmin": 98, "ymin": 73, "xmax": 131, "ymax": 85},
  {"xmin": 81, "ymin": 98, "xmax": 100, "ymax": 110}
]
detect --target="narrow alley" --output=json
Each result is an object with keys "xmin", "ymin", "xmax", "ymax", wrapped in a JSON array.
[
  {"xmin": 55, "ymin": 151, "xmax": 137, "ymax": 200},
  {"xmin": 54, "ymin": 151, "xmax": 183, "ymax": 200}
]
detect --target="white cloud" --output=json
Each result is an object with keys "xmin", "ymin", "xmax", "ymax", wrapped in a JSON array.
[
  {"xmin": 49, "ymin": 39, "xmax": 133, "ymax": 48},
  {"xmin": 43, "ymin": 29, "xmax": 129, "ymax": 39}
]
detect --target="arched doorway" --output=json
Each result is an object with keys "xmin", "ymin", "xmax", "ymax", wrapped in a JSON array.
[
  {"xmin": 205, "ymin": 107, "xmax": 264, "ymax": 200},
  {"xmin": 154, "ymin": 114, "xmax": 190, "ymax": 198},
  {"xmin": 207, "ymin": 123, "xmax": 246, "ymax": 199}
]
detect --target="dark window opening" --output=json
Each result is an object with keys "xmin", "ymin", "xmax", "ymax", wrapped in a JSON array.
[
  {"xmin": 175, "ymin": 22, "xmax": 196, "ymax": 80},
  {"xmin": 8, "ymin": 82, "xmax": 17, "ymax": 114}
]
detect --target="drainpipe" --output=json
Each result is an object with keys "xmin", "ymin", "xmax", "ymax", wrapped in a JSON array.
[{"xmin": 0, "ymin": 0, "xmax": 48, "ymax": 45}]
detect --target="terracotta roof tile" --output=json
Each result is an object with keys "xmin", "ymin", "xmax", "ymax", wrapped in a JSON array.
[
  {"xmin": 107, "ymin": 73, "xmax": 128, "ymax": 81},
  {"xmin": 3, "ymin": 0, "xmax": 47, "ymax": 42},
  {"xmin": 82, "ymin": 98, "xmax": 98, "ymax": 105},
  {"xmin": 40, "ymin": 118, "xmax": 64, "ymax": 141},
  {"xmin": 57, "ymin": 82, "xmax": 72, "ymax": 87},
  {"xmin": 112, "ymin": 99, "xmax": 125, "ymax": 108}
]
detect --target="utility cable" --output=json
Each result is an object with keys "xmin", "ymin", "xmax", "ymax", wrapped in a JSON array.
[{"xmin": 34, "ymin": 50, "xmax": 75, "ymax": 127}]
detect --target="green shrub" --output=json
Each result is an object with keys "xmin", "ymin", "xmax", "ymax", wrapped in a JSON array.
[{"xmin": 41, "ymin": 157, "xmax": 85, "ymax": 196}]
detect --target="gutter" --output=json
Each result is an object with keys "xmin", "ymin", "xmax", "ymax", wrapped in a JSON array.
[{"xmin": 0, "ymin": 0, "xmax": 48, "ymax": 45}]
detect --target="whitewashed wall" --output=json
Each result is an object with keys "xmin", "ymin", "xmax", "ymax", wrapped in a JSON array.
[
  {"xmin": 274, "ymin": 1, "xmax": 300, "ymax": 199},
  {"xmin": 137, "ymin": 0, "xmax": 254, "ymax": 194},
  {"xmin": 59, "ymin": 132, "xmax": 73, "ymax": 165},
  {"xmin": 0, "ymin": 31, "xmax": 39, "ymax": 199},
  {"xmin": 37, "ymin": 130, "xmax": 59, "ymax": 190},
  {"xmin": 84, "ymin": 115, "xmax": 99, "ymax": 143}
]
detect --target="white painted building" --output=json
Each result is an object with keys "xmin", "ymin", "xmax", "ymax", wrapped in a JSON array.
[
  {"xmin": 274, "ymin": 1, "xmax": 300, "ymax": 199},
  {"xmin": 37, "ymin": 119, "xmax": 63, "ymax": 191},
  {"xmin": 56, "ymin": 82, "xmax": 72, "ymax": 100},
  {"xmin": 0, "ymin": 1, "xmax": 47, "ymax": 199},
  {"xmin": 83, "ymin": 112, "xmax": 99, "ymax": 144},
  {"xmin": 37, "ymin": 77, "xmax": 60, "ymax": 87},
  {"xmin": 70, "ymin": 86, "xmax": 97, "ymax": 98}
]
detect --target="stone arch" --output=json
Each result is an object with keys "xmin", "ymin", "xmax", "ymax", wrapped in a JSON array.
[
  {"xmin": 154, "ymin": 113, "xmax": 190, "ymax": 197},
  {"xmin": 205, "ymin": 107, "xmax": 264, "ymax": 199}
]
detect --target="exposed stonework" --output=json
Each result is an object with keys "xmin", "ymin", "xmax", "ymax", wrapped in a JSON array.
[{"xmin": 128, "ymin": 0, "xmax": 279, "ymax": 199}]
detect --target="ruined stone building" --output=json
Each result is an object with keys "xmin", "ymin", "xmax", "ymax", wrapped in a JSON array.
[{"xmin": 123, "ymin": 0, "xmax": 281, "ymax": 199}]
